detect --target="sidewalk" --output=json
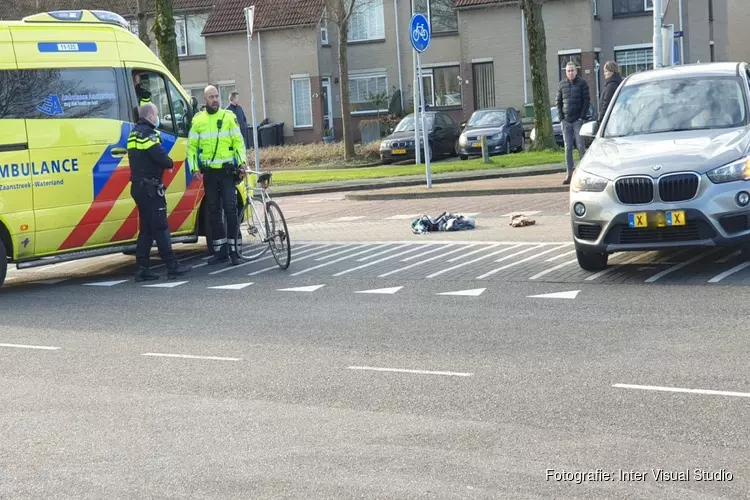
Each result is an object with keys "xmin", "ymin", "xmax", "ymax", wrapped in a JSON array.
[{"xmin": 272, "ymin": 163, "xmax": 567, "ymax": 198}]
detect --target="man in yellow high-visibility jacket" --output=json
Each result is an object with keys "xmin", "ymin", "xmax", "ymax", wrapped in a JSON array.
[{"xmin": 188, "ymin": 85, "xmax": 247, "ymax": 266}]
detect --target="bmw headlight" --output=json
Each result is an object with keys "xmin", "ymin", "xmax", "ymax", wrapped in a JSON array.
[
  {"xmin": 707, "ymin": 157, "xmax": 750, "ymax": 183},
  {"xmin": 380, "ymin": 141, "xmax": 388, "ymax": 150},
  {"xmin": 571, "ymin": 169, "xmax": 608, "ymax": 192}
]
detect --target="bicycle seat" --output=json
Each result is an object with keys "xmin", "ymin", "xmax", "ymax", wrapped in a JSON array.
[{"xmin": 257, "ymin": 172, "xmax": 273, "ymax": 186}]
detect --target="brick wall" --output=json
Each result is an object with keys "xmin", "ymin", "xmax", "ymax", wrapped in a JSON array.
[{"xmin": 580, "ymin": 51, "xmax": 598, "ymax": 114}]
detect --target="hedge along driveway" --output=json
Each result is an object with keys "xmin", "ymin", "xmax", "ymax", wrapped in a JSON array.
[{"xmin": 268, "ymin": 150, "xmax": 575, "ymax": 186}]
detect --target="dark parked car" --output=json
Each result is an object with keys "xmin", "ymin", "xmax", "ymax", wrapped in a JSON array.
[
  {"xmin": 379, "ymin": 111, "xmax": 461, "ymax": 163},
  {"xmin": 530, "ymin": 104, "xmax": 595, "ymax": 147},
  {"xmin": 458, "ymin": 107, "xmax": 525, "ymax": 160}
]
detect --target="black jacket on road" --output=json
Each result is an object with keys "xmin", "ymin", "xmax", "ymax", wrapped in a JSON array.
[
  {"xmin": 556, "ymin": 76, "xmax": 591, "ymax": 123},
  {"xmin": 127, "ymin": 119, "xmax": 174, "ymax": 183},
  {"xmin": 597, "ymin": 73, "xmax": 623, "ymax": 122}
]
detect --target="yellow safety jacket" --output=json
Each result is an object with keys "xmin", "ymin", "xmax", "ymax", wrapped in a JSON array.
[{"xmin": 187, "ymin": 109, "xmax": 247, "ymax": 173}]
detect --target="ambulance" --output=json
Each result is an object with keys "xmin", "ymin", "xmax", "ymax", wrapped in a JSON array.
[{"xmin": 0, "ymin": 9, "xmax": 248, "ymax": 287}]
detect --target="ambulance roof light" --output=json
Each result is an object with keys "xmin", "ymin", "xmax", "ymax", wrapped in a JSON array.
[
  {"xmin": 90, "ymin": 10, "xmax": 130, "ymax": 29},
  {"xmin": 24, "ymin": 10, "xmax": 130, "ymax": 30}
]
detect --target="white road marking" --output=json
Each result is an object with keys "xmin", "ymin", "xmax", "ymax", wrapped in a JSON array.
[
  {"xmin": 354, "ymin": 286, "xmax": 403, "ymax": 294},
  {"xmin": 400, "ymin": 244, "xmax": 455, "ymax": 262},
  {"xmin": 356, "ymin": 244, "xmax": 411, "ymax": 261},
  {"xmin": 446, "ymin": 243, "xmax": 502, "ymax": 262},
  {"xmin": 331, "ymin": 216, "xmax": 366, "ymax": 222},
  {"xmin": 644, "ymin": 248, "xmax": 722, "ymax": 283},
  {"xmin": 478, "ymin": 244, "xmax": 572, "ymax": 278},
  {"xmin": 152, "ymin": 252, "xmax": 205, "ymax": 270},
  {"xmin": 527, "ymin": 290, "xmax": 580, "ymax": 299},
  {"xmin": 142, "ymin": 353, "xmax": 242, "ymax": 361},
  {"xmin": 613, "ymin": 383, "xmax": 750, "ymax": 398},
  {"xmin": 500, "ymin": 210, "xmax": 541, "ymax": 217},
  {"xmin": 378, "ymin": 245, "xmax": 480, "ymax": 278},
  {"xmin": 460, "ymin": 212, "xmax": 480, "ymax": 217},
  {"xmin": 84, "ymin": 279, "xmax": 129, "ymax": 287},
  {"xmin": 545, "ymin": 249, "xmax": 577, "ymax": 262},
  {"xmin": 474, "ymin": 244, "xmax": 548, "ymax": 279},
  {"xmin": 315, "ymin": 243, "xmax": 380, "ymax": 261},
  {"xmin": 707, "ymin": 261, "xmax": 750, "ymax": 283},
  {"xmin": 293, "ymin": 246, "xmax": 390, "ymax": 276},
  {"xmin": 425, "ymin": 244, "xmax": 524, "ymax": 279},
  {"xmin": 437, "ymin": 288, "xmax": 486, "ymax": 297},
  {"xmin": 278, "ymin": 284, "xmax": 325, "ymax": 292},
  {"xmin": 716, "ymin": 250, "xmax": 740, "ymax": 263},
  {"xmin": 143, "ymin": 281, "xmax": 189, "ymax": 288},
  {"xmin": 584, "ymin": 252, "xmax": 658, "ymax": 281},
  {"xmin": 333, "ymin": 245, "xmax": 436, "ymax": 277},
  {"xmin": 528, "ymin": 258, "xmax": 579, "ymax": 280},
  {"xmin": 386, "ymin": 214, "xmax": 421, "ymax": 220},
  {"xmin": 208, "ymin": 282, "xmax": 254, "ymax": 290},
  {"xmin": 247, "ymin": 244, "xmax": 341, "ymax": 275},
  {"xmin": 0, "ymin": 343, "xmax": 60, "ymax": 351},
  {"xmin": 33, "ymin": 279, "xmax": 68, "ymax": 285},
  {"xmin": 208, "ymin": 244, "xmax": 315, "ymax": 275},
  {"xmin": 348, "ymin": 366, "xmax": 473, "ymax": 377}
]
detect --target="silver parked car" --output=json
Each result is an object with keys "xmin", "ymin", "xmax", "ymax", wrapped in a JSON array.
[{"xmin": 570, "ymin": 62, "xmax": 750, "ymax": 271}]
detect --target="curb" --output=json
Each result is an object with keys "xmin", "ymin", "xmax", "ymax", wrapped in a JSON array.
[
  {"xmin": 271, "ymin": 164, "xmax": 567, "ymax": 197},
  {"xmin": 344, "ymin": 185, "xmax": 569, "ymax": 200}
]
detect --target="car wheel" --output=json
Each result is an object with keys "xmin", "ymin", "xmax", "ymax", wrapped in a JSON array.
[
  {"xmin": 451, "ymin": 139, "xmax": 459, "ymax": 157},
  {"xmin": 576, "ymin": 249, "xmax": 608, "ymax": 271},
  {"xmin": 460, "ymin": 154, "xmax": 468, "ymax": 161},
  {"xmin": 520, "ymin": 134, "xmax": 526, "ymax": 152},
  {"xmin": 505, "ymin": 137, "xmax": 511, "ymax": 154}
]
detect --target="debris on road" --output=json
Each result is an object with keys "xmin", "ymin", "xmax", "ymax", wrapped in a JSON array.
[
  {"xmin": 411, "ymin": 212, "xmax": 476, "ymax": 234},
  {"xmin": 509, "ymin": 214, "xmax": 536, "ymax": 227}
]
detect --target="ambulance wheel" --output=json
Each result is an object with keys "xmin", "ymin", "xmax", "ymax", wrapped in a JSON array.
[{"xmin": 0, "ymin": 243, "xmax": 7, "ymax": 289}]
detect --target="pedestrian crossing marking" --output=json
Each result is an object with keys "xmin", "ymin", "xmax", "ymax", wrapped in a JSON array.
[
  {"xmin": 84, "ymin": 280, "xmax": 128, "ymax": 287},
  {"xmin": 354, "ymin": 286, "xmax": 403, "ymax": 294},
  {"xmin": 437, "ymin": 288, "xmax": 486, "ymax": 297},
  {"xmin": 143, "ymin": 281, "xmax": 189, "ymax": 288},
  {"xmin": 278, "ymin": 284, "xmax": 326, "ymax": 292},
  {"xmin": 208, "ymin": 282, "xmax": 254, "ymax": 290},
  {"xmin": 528, "ymin": 290, "xmax": 580, "ymax": 299}
]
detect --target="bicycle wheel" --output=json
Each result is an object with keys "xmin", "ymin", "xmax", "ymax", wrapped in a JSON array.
[
  {"xmin": 236, "ymin": 200, "xmax": 268, "ymax": 260},
  {"xmin": 265, "ymin": 200, "xmax": 291, "ymax": 269}
]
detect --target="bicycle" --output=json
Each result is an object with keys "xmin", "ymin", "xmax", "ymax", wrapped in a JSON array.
[{"xmin": 234, "ymin": 168, "xmax": 292, "ymax": 270}]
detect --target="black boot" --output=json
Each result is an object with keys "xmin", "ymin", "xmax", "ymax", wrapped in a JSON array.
[
  {"xmin": 230, "ymin": 252, "xmax": 241, "ymax": 266},
  {"xmin": 135, "ymin": 266, "xmax": 159, "ymax": 282},
  {"xmin": 208, "ymin": 254, "xmax": 229, "ymax": 265},
  {"xmin": 167, "ymin": 262, "xmax": 192, "ymax": 279}
]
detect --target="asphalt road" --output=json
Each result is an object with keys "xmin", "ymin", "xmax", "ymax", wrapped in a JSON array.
[{"xmin": 1, "ymin": 191, "xmax": 748, "ymax": 499}]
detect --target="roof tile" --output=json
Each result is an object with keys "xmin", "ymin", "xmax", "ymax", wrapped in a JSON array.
[
  {"xmin": 202, "ymin": 0, "xmax": 325, "ymax": 35},
  {"xmin": 453, "ymin": 0, "xmax": 517, "ymax": 7},
  {"xmin": 0, "ymin": 0, "xmax": 213, "ymax": 21}
]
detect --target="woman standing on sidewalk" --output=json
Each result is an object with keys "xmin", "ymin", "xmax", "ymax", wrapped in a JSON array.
[{"xmin": 598, "ymin": 61, "xmax": 623, "ymax": 123}]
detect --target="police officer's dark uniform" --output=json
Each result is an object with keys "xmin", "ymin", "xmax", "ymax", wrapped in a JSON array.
[{"xmin": 127, "ymin": 118, "xmax": 191, "ymax": 281}]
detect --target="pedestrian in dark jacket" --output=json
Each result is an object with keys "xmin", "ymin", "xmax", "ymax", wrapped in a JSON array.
[
  {"xmin": 598, "ymin": 61, "xmax": 623, "ymax": 123},
  {"xmin": 227, "ymin": 91, "xmax": 249, "ymax": 148},
  {"xmin": 556, "ymin": 62, "xmax": 591, "ymax": 184}
]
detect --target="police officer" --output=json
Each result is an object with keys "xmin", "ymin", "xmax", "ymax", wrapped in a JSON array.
[
  {"xmin": 127, "ymin": 103, "xmax": 191, "ymax": 281},
  {"xmin": 188, "ymin": 85, "xmax": 247, "ymax": 266},
  {"xmin": 135, "ymin": 73, "xmax": 152, "ymax": 106}
]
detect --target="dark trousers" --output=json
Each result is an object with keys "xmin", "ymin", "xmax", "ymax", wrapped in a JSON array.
[
  {"xmin": 131, "ymin": 182, "xmax": 175, "ymax": 268},
  {"xmin": 203, "ymin": 168, "xmax": 238, "ymax": 256}
]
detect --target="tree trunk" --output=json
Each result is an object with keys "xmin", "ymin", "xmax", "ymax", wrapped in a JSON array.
[
  {"xmin": 337, "ymin": 3, "xmax": 356, "ymax": 161},
  {"xmin": 153, "ymin": 0, "xmax": 181, "ymax": 83},
  {"xmin": 136, "ymin": 0, "xmax": 151, "ymax": 48},
  {"xmin": 521, "ymin": 0, "xmax": 557, "ymax": 150}
]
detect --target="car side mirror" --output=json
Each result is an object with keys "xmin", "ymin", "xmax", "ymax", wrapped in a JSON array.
[
  {"xmin": 579, "ymin": 120, "xmax": 598, "ymax": 138},
  {"xmin": 460, "ymin": 122, "xmax": 466, "ymax": 128}
]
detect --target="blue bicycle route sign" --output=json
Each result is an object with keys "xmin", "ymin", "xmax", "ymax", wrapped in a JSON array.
[{"xmin": 410, "ymin": 13, "xmax": 430, "ymax": 52}]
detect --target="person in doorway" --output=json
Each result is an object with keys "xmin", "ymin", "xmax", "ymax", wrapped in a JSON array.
[
  {"xmin": 226, "ymin": 91, "xmax": 249, "ymax": 148},
  {"xmin": 555, "ymin": 61, "xmax": 591, "ymax": 184},
  {"xmin": 598, "ymin": 61, "xmax": 623, "ymax": 123}
]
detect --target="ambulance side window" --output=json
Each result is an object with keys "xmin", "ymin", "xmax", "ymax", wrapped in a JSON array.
[
  {"xmin": 167, "ymin": 82, "xmax": 190, "ymax": 137},
  {"xmin": 131, "ymin": 70, "xmax": 173, "ymax": 135}
]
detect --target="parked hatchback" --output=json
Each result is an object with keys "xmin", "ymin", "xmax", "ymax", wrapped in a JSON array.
[
  {"xmin": 458, "ymin": 107, "xmax": 525, "ymax": 159},
  {"xmin": 570, "ymin": 62, "xmax": 750, "ymax": 271},
  {"xmin": 379, "ymin": 111, "xmax": 461, "ymax": 163}
]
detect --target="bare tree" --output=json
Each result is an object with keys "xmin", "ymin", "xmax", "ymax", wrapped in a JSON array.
[
  {"xmin": 520, "ymin": 0, "xmax": 557, "ymax": 150},
  {"xmin": 136, "ymin": 0, "xmax": 151, "ymax": 47}
]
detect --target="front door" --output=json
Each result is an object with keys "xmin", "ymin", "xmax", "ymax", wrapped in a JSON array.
[{"xmin": 322, "ymin": 77, "xmax": 333, "ymax": 136}]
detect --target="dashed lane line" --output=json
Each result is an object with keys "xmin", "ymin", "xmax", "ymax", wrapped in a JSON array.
[
  {"xmin": 612, "ymin": 383, "xmax": 750, "ymax": 399},
  {"xmin": 528, "ymin": 258, "xmax": 579, "ymax": 280},
  {"xmin": 332, "ymin": 244, "xmax": 441, "ymax": 277},
  {"xmin": 347, "ymin": 366, "xmax": 473, "ymax": 377},
  {"xmin": 292, "ymin": 245, "xmax": 395, "ymax": 277},
  {"xmin": 247, "ymin": 244, "xmax": 344, "ymax": 276},
  {"xmin": 644, "ymin": 248, "xmax": 723, "ymax": 283},
  {"xmin": 425, "ymin": 244, "xmax": 523, "ymax": 279},
  {"xmin": 315, "ymin": 243, "xmax": 382, "ymax": 261},
  {"xmin": 584, "ymin": 251, "xmax": 658, "ymax": 281},
  {"xmin": 446, "ymin": 243, "xmax": 503, "ymax": 262},
  {"xmin": 142, "ymin": 352, "xmax": 242, "ymax": 362},
  {"xmin": 476, "ymin": 244, "xmax": 571, "ymax": 279},
  {"xmin": 716, "ymin": 250, "xmax": 741, "ymax": 264},
  {"xmin": 209, "ymin": 243, "xmax": 316, "ymax": 275},
  {"xmin": 546, "ymin": 249, "xmax": 577, "ymax": 262},
  {"xmin": 378, "ymin": 244, "xmax": 480, "ymax": 278},
  {"xmin": 0, "ymin": 343, "xmax": 60, "ymax": 351},
  {"xmin": 400, "ymin": 243, "xmax": 456, "ymax": 262},
  {"xmin": 473, "ymin": 244, "xmax": 546, "ymax": 280},
  {"xmin": 707, "ymin": 261, "xmax": 750, "ymax": 283},
  {"xmin": 357, "ymin": 244, "xmax": 412, "ymax": 261}
]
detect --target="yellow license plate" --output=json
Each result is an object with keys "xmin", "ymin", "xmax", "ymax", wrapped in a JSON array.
[
  {"xmin": 393, "ymin": 148, "xmax": 406, "ymax": 154},
  {"xmin": 628, "ymin": 212, "xmax": 648, "ymax": 228},
  {"xmin": 665, "ymin": 210, "xmax": 686, "ymax": 226},
  {"xmin": 628, "ymin": 211, "xmax": 685, "ymax": 228},
  {"xmin": 472, "ymin": 142, "xmax": 481, "ymax": 148}
]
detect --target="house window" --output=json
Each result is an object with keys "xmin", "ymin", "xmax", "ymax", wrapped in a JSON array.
[
  {"xmin": 292, "ymin": 78, "xmax": 313, "ymax": 128},
  {"xmin": 412, "ymin": 0, "xmax": 458, "ymax": 33},
  {"xmin": 320, "ymin": 9, "xmax": 329, "ymax": 44},
  {"xmin": 129, "ymin": 20, "xmax": 139, "ymax": 36},
  {"xmin": 174, "ymin": 13, "xmax": 208, "ymax": 57},
  {"xmin": 615, "ymin": 47, "xmax": 653, "ymax": 77},
  {"xmin": 613, "ymin": 0, "xmax": 652, "ymax": 15},
  {"xmin": 349, "ymin": 0, "xmax": 385, "ymax": 42},
  {"xmin": 472, "ymin": 62, "xmax": 495, "ymax": 110},
  {"xmin": 219, "ymin": 83, "xmax": 235, "ymax": 107},
  {"xmin": 558, "ymin": 53, "xmax": 581, "ymax": 81},
  {"xmin": 420, "ymin": 66, "xmax": 461, "ymax": 107},
  {"xmin": 349, "ymin": 73, "xmax": 388, "ymax": 113}
]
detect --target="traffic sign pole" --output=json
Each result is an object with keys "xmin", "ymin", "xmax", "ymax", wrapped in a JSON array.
[
  {"xmin": 410, "ymin": 13, "xmax": 431, "ymax": 188},
  {"xmin": 412, "ymin": 49, "xmax": 421, "ymax": 165},
  {"xmin": 244, "ymin": 6, "xmax": 260, "ymax": 174}
]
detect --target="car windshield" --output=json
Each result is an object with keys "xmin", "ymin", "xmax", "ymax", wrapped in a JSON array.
[
  {"xmin": 603, "ymin": 76, "xmax": 748, "ymax": 138},
  {"xmin": 394, "ymin": 114, "xmax": 434, "ymax": 132},
  {"xmin": 467, "ymin": 110, "xmax": 506, "ymax": 127}
]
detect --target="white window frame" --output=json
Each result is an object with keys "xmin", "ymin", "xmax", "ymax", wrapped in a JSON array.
[
  {"xmin": 645, "ymin": 0, "xmax": 654, "ymax": 11},
  {"xmin": 413, "ymin": 0, "xmax": 458, "ymax": 34},
  {"xmin": 175, "ymin": 18, "xmax": 188, "ymax": 57},
  {"xmin": 320, "ymin": 9, "xmax": 329, "ymax": 44},
  {"xmin": 348, "ymin": 0, "xmax": 385, "ymax": 43},
  {"xmin": 348, "ymin": 71, "xmax": 389, "ymax": 115},
  {"xmin": 218, "ymin": 82, "xmax": 236, "ymax": 107},
  {"xmin": 614, "ymin": 45, "xmax": 654, "ymax": 77},
  {"xmin": 421, "ymin": 72, "xmax": 435, "ymax": 107},
  {"xmin": 129, "ymin": 19, "xmax": 139, "ymax": 36},
  {"xmin": 291, "ymin": 77, "xmax": 313, "ymax": 128}
]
